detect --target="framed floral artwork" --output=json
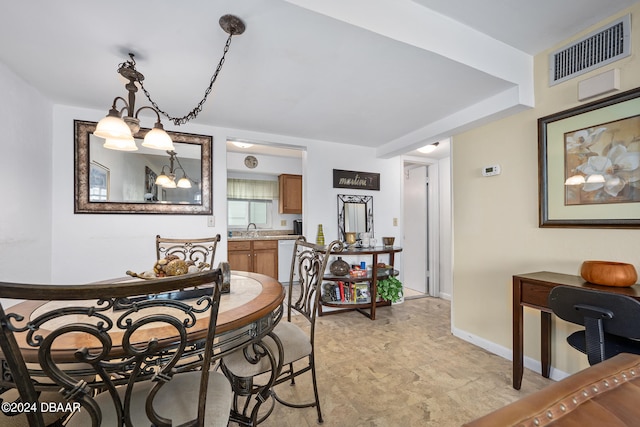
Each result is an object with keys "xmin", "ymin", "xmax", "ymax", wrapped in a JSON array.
[{"xmin": 538, "ymin": 87, "xmax": 640, "ymax": 228}]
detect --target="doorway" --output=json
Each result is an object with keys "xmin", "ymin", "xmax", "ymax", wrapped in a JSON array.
[
  {"xmin": 401, "ymin": 139, "xmax": 453, "ymax": 301},
  {"xmin": 403, "ymin": 161, "xmax": 438, "ymax": 298}
]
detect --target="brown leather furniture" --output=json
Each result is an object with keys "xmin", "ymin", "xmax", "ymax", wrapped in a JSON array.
[{"xmin": 465, "ymin": 353, "xmax": 640, "ymax": 427}]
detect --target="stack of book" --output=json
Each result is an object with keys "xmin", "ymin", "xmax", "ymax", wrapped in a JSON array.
[{"xmin": 325, "ymin": 282, "xmax": 370, "ymax": 303}]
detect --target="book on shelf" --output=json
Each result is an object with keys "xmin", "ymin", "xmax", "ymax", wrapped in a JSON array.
[
  {"xmin": 322, "ymin": 281, "xmax": 369, "ymax": 303},
  {"xmin": 355, "ymin": 283, "xmax": 370, "ymax": 303}
]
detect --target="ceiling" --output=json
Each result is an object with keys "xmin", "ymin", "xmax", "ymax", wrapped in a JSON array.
[{"xmin": 1, "ymin": 0, "xmax": 638, "ymax": 161}]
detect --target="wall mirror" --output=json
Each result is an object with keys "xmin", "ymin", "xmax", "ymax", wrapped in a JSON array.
[
  {"xmin": 337, "ymin": 194, "xmax": 373, "ymax": 240},
  {"xmin": 74, "ymin": 120, "xmax": 212, "ymax": 214}
]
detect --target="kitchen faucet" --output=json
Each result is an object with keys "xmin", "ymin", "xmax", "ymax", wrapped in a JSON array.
[{"xmin": 247, "ymin": 223, "xmax": 257, "ymax": 231}]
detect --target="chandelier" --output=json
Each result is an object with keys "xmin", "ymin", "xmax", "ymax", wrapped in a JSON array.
[
  {"xmin": 156, "ymin": 151, "xmax": 192, "ymax": 189},
  {"xmin": 94, "ymin": 14, "xmax": 246, "ymax": 152}
]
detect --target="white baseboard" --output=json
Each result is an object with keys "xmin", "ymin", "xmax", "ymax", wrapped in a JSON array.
[
  {"xmin": 439, "ymin": 292, "xmax": 451, "ymax": 300},
  {"xmin": 451, "ymin": 326, "xmax": 570, "ymax": 382}
]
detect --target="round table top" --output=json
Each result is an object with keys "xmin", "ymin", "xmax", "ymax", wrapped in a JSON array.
[{"xmin": 8, "ymin": 271, "xmax": 284, "ymax": 363}]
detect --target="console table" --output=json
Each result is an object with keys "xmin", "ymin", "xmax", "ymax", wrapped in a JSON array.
[
  {"xmin": 512, "ymin": 271, "xmax": 640, "ymax": 389},
  {"xmin": 319, "ymin": 246, "xmax": 402, "ymax": 320}
]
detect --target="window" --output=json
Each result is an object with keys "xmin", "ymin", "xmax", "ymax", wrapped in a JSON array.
[
  {"xmin": 227, "ymin": 178, "xmax": 278, "ymax": 228},
  {"xmin": 228, "ymin": 199, "xmax": 273, "ymax": 228}
]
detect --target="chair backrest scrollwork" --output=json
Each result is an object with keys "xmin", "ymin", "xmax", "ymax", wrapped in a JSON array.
[
  {"xmin": 0, "ymin": 264, "xmax": 229, "ymax": 426},
  {"xmin": 156, "ymin": 234, "xmax": 221, "ymax": 269},
  {"xmin": 287, "ymin": 237, "xmax": 343, "ymax": 326}
]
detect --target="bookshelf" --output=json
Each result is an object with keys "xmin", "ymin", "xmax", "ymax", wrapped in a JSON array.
[{"xmin": 318, "ymin": 246, "xmax": 402, "ymax": 320}]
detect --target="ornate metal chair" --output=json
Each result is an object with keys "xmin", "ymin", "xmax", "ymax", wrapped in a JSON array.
[
  {"xmin": 0, "ymin": 265, "xmax": 232, "ymax": 427},
  {"xmin": 156, "ymin": 234, "xmax": 221, "ymax": 268},
  {"xmin": 220, "ymin": 237, "xmax": 343, "ymax": 425},
  {"xmin": 549, "ymin": 285, "xmax": 640, "ymax": 365}
]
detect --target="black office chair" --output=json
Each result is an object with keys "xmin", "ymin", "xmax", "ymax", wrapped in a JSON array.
[{"xmin": 548, "ymin": 285, "xmax": 640, "ymax": 365}]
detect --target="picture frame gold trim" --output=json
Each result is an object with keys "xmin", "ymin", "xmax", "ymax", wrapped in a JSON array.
[{"xmin": 538, "ymin": 87, "xmax": 640, "ymax": 228}]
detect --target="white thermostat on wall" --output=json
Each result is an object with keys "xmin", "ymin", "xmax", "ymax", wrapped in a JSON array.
[{"xmin": 482, "ymin": 164, "xmax": 501, "ymax": 177}]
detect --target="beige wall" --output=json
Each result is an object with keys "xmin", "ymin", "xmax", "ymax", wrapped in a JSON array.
[{"xmin": 452, "ymin": 4, "xmax": 640, "ymax": 375}]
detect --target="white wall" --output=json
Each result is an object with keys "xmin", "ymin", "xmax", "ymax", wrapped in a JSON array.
[
  {"xmin": 438, "ymin": 157, "xmax": 452, "ymax": 300},
  {"xmin": 49, "ymin": 105, "xmax": 233, "ymax": 283},
  {"xmin": 0, "ymin": 63, "xmax": 52, "ymax": 283},
  {"xmin": 304, "ymin": 143, "xmax": 402, "ymax": 243},
  {"xmin": 227, "ymin": 151, "xmax": 302, "ymax": 175},
  {"xmin": 302, "ymin": 142, "xmax": 405, "ymax": 283},
  {"xmin": 22, "ymin": 104, "xmax": 404, "ymax": 284}
]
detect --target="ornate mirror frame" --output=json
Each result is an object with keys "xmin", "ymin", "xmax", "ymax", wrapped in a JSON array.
[
  {"xmin": 337, "ymin": 194, "xmax": 374, "ymax": 240},
  {"xmin": 74, "ymin": 120, "xmax": 212, "ymax": 215}
]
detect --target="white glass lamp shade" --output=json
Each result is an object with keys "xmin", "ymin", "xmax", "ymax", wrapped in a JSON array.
[
  {"xmin": 163, "ymin": 178, "xmax": 177, "ymax": 189},
  {"xmin": 586, "ymin": 174, "xmax": 605, "ymax": 183},
  {"xmin": 155, "ymin": 174, "xmax": 171, "ymax": 186},
  {"xmin": 177, "ymin": 177, "xmax": 192, "ymax": 188},
  {"xmin": 94, "ymin": 115, "xmax": 133, "ymax": 140},
  {"xmin": 565, "ymin": 175, "xmax": 586, "ymax": 185},
  {"xmin": 141, "ymin": 127, "xmax": 175, "ymax": 151},
  {"xmin": 103, "ymin": 136, "xmax": 138, "ymax": 151}
]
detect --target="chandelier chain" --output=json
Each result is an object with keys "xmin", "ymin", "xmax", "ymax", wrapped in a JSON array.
[{"xmin": 137, "ymin": 33, "xmax": 234, "ymax": 126}]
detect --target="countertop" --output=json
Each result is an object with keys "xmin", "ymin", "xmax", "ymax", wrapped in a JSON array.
[{"xmin": 228, "ymin": 230, "xmax": 301, "ymax": 241}]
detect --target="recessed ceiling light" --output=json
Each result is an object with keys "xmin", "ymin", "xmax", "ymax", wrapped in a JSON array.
[
  {"xmin": 231, "ymin": 141, "xmax": 254, "ymax": 149},
  {"xmin": 417, "ymin": 141, "xmax": 439, "ymax": 154}
]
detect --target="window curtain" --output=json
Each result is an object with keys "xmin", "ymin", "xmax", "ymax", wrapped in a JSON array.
[{"xmin": 227, "ymin": 179, "xmax": 279, "ymax": 200}]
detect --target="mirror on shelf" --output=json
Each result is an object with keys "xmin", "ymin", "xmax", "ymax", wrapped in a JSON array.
[
  {"xmin": 74, "ymin": 120, "xmax": 212, "ymax": 214},
  {"xmin": 337, "ymin": 194, "xmax": 373, "ymax": 240}
]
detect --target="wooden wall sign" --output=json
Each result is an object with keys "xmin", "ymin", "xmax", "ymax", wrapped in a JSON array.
[{"xmin": 333, "ymin": 169, "xmax": 380, "ymax": 190}]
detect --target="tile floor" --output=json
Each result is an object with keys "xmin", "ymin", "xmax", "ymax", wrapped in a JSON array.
[{"xmin": 249, "ymin": 296, "xmax": 553, "ymax": 427}]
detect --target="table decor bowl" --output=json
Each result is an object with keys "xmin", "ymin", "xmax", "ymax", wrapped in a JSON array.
[
  {"xmin": 580, "ymin": 260, "xmax": 638, "ymax": 287},
  {"xmin": 382, "ymin": 237, "xmax": 395, "ymax": 246}
]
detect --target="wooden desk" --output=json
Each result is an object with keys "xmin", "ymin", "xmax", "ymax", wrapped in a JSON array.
[
  {"xmin": 6, "ymin": 271, "xmax": 284, "ymax": 365},
  {"xmin": 512, "ymin": 271, "xmax": 640, "ymax": 389}
]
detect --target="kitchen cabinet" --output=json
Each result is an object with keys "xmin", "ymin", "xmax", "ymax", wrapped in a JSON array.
[
  {"xmin": 278, "ymin": 174, "xmax": 302, "ymax": 214},
  {"xmin": 228, "ymin": 240, "xmax": 278, "ymax": 279}
]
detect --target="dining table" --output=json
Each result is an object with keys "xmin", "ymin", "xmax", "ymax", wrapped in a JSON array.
[{"xmin": 1, "ymin": 270, "xmax": 285, "ymax": 369}]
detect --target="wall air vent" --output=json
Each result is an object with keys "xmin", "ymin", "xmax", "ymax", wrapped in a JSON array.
[{"xmin": 549, "ymin": 14, "xmax": 630, "ymax": 86}]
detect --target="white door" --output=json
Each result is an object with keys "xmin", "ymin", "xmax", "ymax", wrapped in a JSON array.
[
  {"xmin": 402, "ymin": 162, "xmax": 440, "ymax": 297},
  {"xmin": 403, "ymin": 164, "xmax": 428, "ymax": 294}
]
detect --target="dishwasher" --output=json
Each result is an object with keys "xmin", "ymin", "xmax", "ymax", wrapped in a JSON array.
[{"xmin": 278, "ymin": 239, "xmax": 296, "ymax": 283}]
